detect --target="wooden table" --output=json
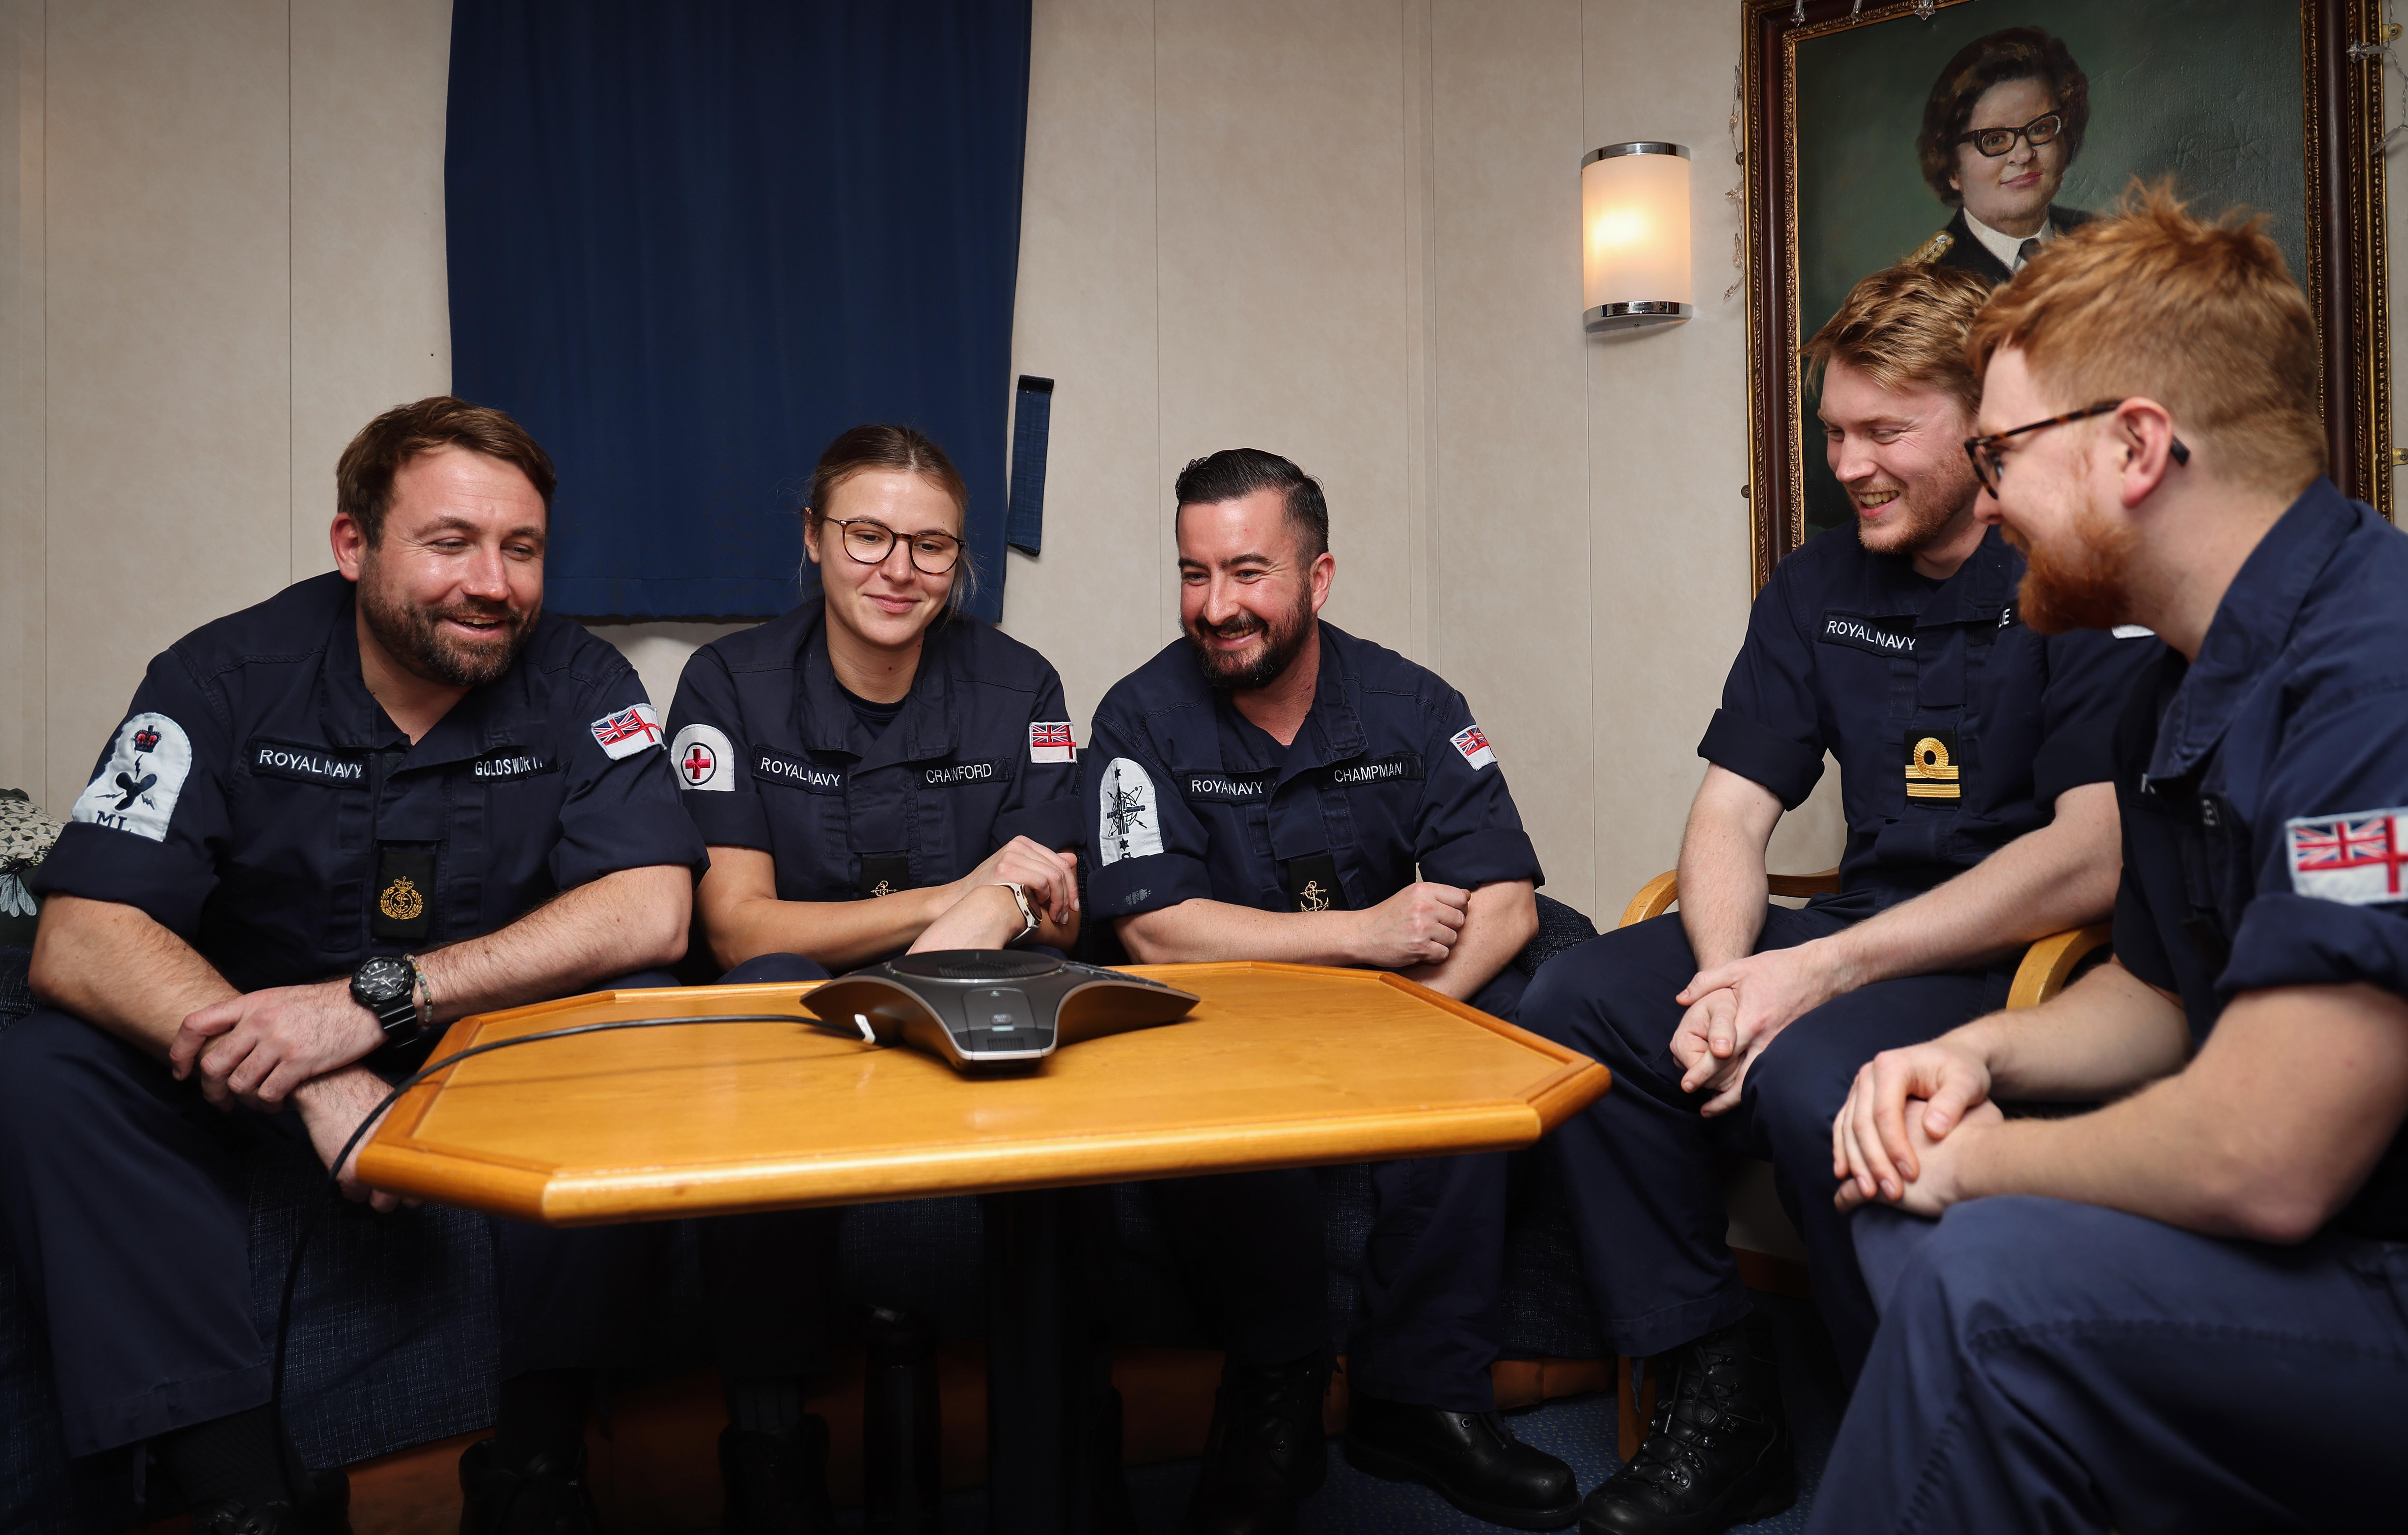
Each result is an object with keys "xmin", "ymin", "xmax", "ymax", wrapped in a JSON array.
[{"xmin": 360, "ymin": 961, "xmax": 1609, "ymax": 1532}]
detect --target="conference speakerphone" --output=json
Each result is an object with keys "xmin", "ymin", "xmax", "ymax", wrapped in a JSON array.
[{"xmin": 801, "ymin": 950, "xmax": 1201, "ymax": 1072}]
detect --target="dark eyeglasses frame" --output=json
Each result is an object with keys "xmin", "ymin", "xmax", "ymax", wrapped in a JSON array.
[
  {"xmin": 1953, "ymin": 112, "xmax": 2065, "ymax": 158},
  {"xmin": 827, "ymin": 517, "xmax": 964, "ymax": 576},
  {"xmin": 1962, "ymin": 400, "xmax": 2191, "ymax": 497}
]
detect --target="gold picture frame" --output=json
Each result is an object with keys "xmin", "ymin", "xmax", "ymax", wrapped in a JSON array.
[{"xmin": 1741, "ymin": 0, "xmax": 2391, "ymax": 589}]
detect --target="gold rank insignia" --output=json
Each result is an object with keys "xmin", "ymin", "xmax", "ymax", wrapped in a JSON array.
[
  {"xmin": 378, "ymin": 875, "xmax": 425, "ymax": 921},
  {"xmin": 869, "ymin": 879, "xmax": 895, "ymax": 898},
  {"xmin": 1297, "ymin": 879, "xmax": 1331, "ymax": 913},
  {"xmin": 1910, "ymin": 230, "xmax": 1955, "ymax": 264},
  {"xmin": 1905, "ymin": 729, "xmax": 1962, "ymax": 803}
]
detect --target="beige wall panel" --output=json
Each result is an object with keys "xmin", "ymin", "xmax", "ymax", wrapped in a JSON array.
[
  {"xmin": 42, "ymin": 0, "xmax": 292, "ymax": 812},
  {"xmin": 999, "ymin": 0, "xmax": 1164, "ymax": 731},
  {"xmin": 0, "ymin": 1, "xmax": 44, "ymax": 804},
  {"xmin": 1152, "ymin": 0, "xmax": 1414, "ymax": 656},
  {"xmin": 289, "ymin": 0, "xmax": 453, "ymax": 574},
  {"xmin": 1426, "ymin": 0, "xmax": 1596, "ymax": 910},
  {"xmin": 1579, "ymin": 0, "xmax": 1830, "ymax": 905}
]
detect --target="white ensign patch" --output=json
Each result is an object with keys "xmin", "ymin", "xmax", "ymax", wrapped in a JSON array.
[
  {"xmin": 2286, "ymin": 808, "xmax": 2408, "ymax": 905},
  {"xmin": 1097, "ymin": 757, "xmax": 1164, "ymax": 866},
  {"xmin": 70, "ymin": 712, "xmax": 194, "ymax": 843},
  {"xmin": 1029, "ymin": 721, "xmax": 1077, "ymax": 764},
  {"xmin": 1451, "ymin": 724, "xmax": 1497, "ymax": 771},
  {"xmin": 671, "ymin": 723, "xmax": 736, "ymax": 792},
  {"xmin": 589, "ymin": 702, "xmax": 663, "ymax": 760}
]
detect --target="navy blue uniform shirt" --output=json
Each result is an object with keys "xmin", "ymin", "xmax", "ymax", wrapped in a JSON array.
[
  {"xmin": 1703, "ymin": 522, "xmax": 2160, "ymax": 904},
  {"xmin": 33, "ymin": 571, "xmax": 704, "ymax": 995},
  {"xmin": 664, "ymin": 600, "xmax": 1081, "ymax": 907},
  {"xmin": 2110, "ymin": 480, "xmax": 2408, "ymax": 1239},
  {"xmin": 1084, "ymin": 622, "xmax": 1541, "ymax": 920}
]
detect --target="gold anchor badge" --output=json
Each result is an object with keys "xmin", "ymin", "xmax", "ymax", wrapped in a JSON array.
[
  {"xmin": 869, "ymin": 879, "xmax": 895, "ymax": 898},
  {"xmin": 378, "ymin": 875, "xmax": 425, "ymax": 921},
  {"xmin": 1297, "ymin": 879, "xmax": 1331, "ymax": 913},
  {"xmin": 1905, "ymin": 735, "xmax": 1961, "ymax": 801}
]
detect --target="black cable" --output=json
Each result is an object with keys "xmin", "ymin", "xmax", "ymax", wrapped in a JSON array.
[{"xmin": 268, "ymin": 1009, "xmax": 842, "ymax": 1459}]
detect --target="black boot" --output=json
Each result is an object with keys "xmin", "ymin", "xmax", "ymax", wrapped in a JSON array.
[
  {"xmin": 1181, "ymin": 1351, "xmax": 1331, "ymax": 1535},
  {"xmin": 720, "ymin": 1417, "xmax": 841, "ymax": 1535},
  {"xmin": 1344, "ymin": 1392, "xmax": 1579, "ymax": 1530},
  {"xmin": 1579, "ymin": 1316, "xmax": 1794, "ymax": 1535},
  {"xmin": 458, "ymin": 1438, "xmax": 598, "ymax": 1535},
  {"xmin": 191, "ymin": 1469, "xmax": 353, "ymax": 1535}
]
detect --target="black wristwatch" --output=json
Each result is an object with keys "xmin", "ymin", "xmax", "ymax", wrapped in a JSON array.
[{"xmin": 351, "ymin": 954, "xmax": 427, "ymax": 1045}]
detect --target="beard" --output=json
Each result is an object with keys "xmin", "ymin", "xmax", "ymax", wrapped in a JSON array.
[
  {"xmin": 1185, "ymin": 590, "xmax": 1316, "ymax": 692},
  {"xmin": 2006, "ymin": 500, "xmax": 2141, "ymax": 634},
  {"xmin": 1853, "ymin": 452, "xmax": 1978, "ymax": 560},
  {"xmin": 357, "ymin": 562, "xmax": 536, "ymax": 689}
]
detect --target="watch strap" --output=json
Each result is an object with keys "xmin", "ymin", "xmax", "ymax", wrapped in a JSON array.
[{"xmin": 997, "ymin": 881, "xmax": 1040, "ymax": 944}]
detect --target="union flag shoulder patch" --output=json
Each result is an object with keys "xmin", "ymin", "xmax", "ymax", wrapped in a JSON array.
[
  {"xmin": 590, "ymin": 703, "xmax": 662, "ymax": 759},
  {"xmin": 1452, "ymin": 724, "xmax": 1496, "ymax": 771},
  {"xmin": 1029, "ymin": 720, "xmax": 1076, "ymax": 764},
  {"xmin": 2287, "ymin": 808, "xmax": 2408, "ymax": 905}
]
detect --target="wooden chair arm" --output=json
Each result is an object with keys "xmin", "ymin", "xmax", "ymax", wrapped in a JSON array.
[
  {"xmin": 2006, "ymin": 922, "xmax": 2113, "ymax": 1011},
  {"xmin": 1616, "ymin": 868, "xmax": 1841, "ymax": 930},
  {"xmin": 1617, "ymin": 871, "xmax": 1683, "ymax": 929}
]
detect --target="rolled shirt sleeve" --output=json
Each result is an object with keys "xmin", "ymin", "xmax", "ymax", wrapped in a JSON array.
[
  {"xmin": 2031, "ymin": 627, "xmax": 2164, "ymax": 812},
  {"xmin": 1414, "ymin": 692, "xmax": 1543, "ymax": 890},
  {"xmin": 992, "ymin": 670, "xmax": 1084, "ymax": 853},
  {"xmin": 1082, "ymin": 706, "xmax": 1216, "ymax": 918},
  {"xmin": 1698, "ymin": 566, "xmax": 1827, "ymax": 810},
  {"xmin": 665, "ymin": 645, "xmax": 775, "ymax": 852},
  {"xmin": 33, "ymin": 651, "xmax": 232, "ymax": 940},
  {"xmin": 551, "ymin": 658, "xmax": 708, "ymax": 889},
  {"xmin": 2220, "ymin": 689, "xmax": 2408, "ymax": 1000}
]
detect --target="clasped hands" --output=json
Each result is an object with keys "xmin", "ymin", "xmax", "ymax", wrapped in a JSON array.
[
  {"xmin": 1828, "ymin": 1035, "xmax": 2001, "ymax": 1217},
  {"xmin": 1668, "ymin": 940, "xmax": 1859, "ymax": 1116},
  {"xmin": 169, "ymin": 980, "xmax": 409, "ymax": 1210}
]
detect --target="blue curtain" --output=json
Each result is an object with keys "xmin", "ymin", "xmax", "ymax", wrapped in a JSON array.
[{"xmin": 445, "ymin": 0, "xmax": 1031, "ymax": 621}]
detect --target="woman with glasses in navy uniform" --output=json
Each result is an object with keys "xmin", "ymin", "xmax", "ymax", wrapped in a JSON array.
[{"xmin": 657, "ymin": 425, "xmax": 1084, "ymax": 1532}]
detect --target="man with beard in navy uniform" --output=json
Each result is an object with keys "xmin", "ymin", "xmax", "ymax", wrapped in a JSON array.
[
  {"xmin": 1519, "ymin": 262, "xmax": 2157, "ymax": 1535},
  {"xmin": 1820, "ymin": 191, "xmax": 2408, "ymax": 1535},
  {"xmin": 0, "ymin": 399, "xmax": 703, "ymax": 1535},
  {"xmin": 1085, "ymin": 449, "xmax": 1571, "ymax": 1532}
]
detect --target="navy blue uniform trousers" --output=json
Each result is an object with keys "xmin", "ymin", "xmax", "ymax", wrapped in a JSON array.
[
  {"xmin": 1513, "ymin": 903, "xmax": 2010, "ymax": 1379},
  {"xmin": 715, "ymin": 954, "xmax": 1528, "ymax": 1406},
  {"xmin": 1816, "ymin": 1196, "xmax": 2408, "ymax": 1533},
  {"xmin": 0, "ymin": 973, "xmax": 680, "ymax": 1458}
]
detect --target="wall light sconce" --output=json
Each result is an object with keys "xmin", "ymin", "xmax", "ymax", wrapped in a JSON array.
[{"xmin": 1582, "ymin": 142, "xmax": 1692, "ymax": 332}]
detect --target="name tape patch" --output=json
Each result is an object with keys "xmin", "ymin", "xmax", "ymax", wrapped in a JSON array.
[
  {"xmin": 1186, "ymin": 770, "xmax": 1272, "ymax": 804},
  {"xmin": 473, "ymin": 750, "xmax": 557, "ymax": 782},
  {"xmin": 672, "ymin": 722, "xmax": 736, "ymax": 793},
  {"xmin": 1821, "ymin": 612, "xmax": 1917, "ymax": 659},
  {"xmin": 1029, "ymin": 721, "xmax": 1077, "ymax": 764},
  {"xmin": 1452, "ymin": 725, "xmax": 1496, "ymax": 771},
  {"xmin": 1326, "ymin": 753, "xmax": 1424, "ymax": 788},
  {"xmin": 1098, "ymin": 757, "xmax": 1164, "ymax": 866},
  {"xmin": 924, "ymin": 758, "xmax": 1004, "ymax": 789},
  {"xmin": 71, "ymin": 712, "xmax": 194, "ymax": 842},
  {"xmin": 589, "ymin": 702, "xmax": 662, "ymax": 759},
  {"xmin": 754, "ymin": 747, "xmax": 844, "ymax": 794},
  {"xmin": 2287, "ymin": 808, "xmax": 2408, "ymax": 905},
  {"xmin": 247, "ymin": 738, "xmax": 367, "ymax": 788}
]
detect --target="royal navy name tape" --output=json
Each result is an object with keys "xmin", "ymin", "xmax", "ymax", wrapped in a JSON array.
[
  {"xmin": 248, "ymin": 740, "xmax": 367, "ymax": 787},
  {"xmin": 1819, "ymin": 612, "xmax": 1917, "ymax": 658}
]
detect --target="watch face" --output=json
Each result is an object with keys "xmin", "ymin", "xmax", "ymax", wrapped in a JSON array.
[{"xmin": 354, "ymin": 955, "xmax": 412, "ymax": 1005}]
